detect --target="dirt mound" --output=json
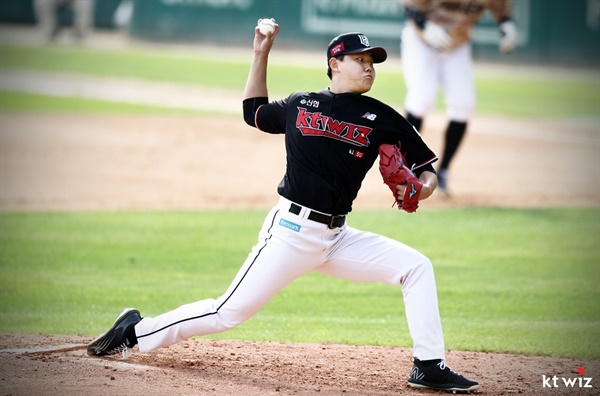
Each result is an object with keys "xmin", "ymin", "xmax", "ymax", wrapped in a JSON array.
[{"xmin": 1, "ymin": 333, "xmax": 598, "ymax": 395}]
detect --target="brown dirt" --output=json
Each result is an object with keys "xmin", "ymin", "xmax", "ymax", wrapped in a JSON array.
[
  {"xmin": 0, "ymin": 111, "xmax": 598, "ymax": 395},
  {"xmin": 1, "ymin": 334, "xmax": 599, "ymax": 396},
  {"xmin": 0, "ymin": 112, "xmax": 598, "ymax": 211}
]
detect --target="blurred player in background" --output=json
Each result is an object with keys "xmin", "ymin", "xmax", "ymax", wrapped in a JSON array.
[
  {"xmin": 400, "ymin": 0, "xmax": 517, "ymax": 194},
  {"xmin": 34, "ymin": 0, "xmax": 95, "ymax": 42}
]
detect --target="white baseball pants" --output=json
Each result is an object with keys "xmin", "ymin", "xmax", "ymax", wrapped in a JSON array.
[
  {"xmin": 401, "ymin": 25, "xmax": 476, "ymax": 122},
  {"xmin": 135, "ymin": 197, "xmax": 446, "ymax": 360}
]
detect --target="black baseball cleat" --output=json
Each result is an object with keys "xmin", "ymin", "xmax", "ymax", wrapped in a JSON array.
[
  {"xmin": 87, "ymin": 308, "xmax": 141, "ymax": 359},
  {"xmin": 407, "ymin": 358, "xmax": 480, "ymax": 393}
]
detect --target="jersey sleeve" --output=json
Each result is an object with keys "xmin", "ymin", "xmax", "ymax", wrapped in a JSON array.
[
  {"xmin": 243, "ymin": 97, "xmax": 268, "ymax": 128},
  {"xmin": 243, "ymin": 94, "xmax": 293, "ymax": 134}
]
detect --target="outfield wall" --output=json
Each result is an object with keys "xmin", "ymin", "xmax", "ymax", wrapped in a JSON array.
[{"xmin": 1, "ymin": 0, "xmax": 598, "ymax": 66}]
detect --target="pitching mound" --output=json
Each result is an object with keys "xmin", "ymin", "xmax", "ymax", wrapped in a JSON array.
[{"xmin": 1, "ymin": 333, "xmax": 598, "ymax": 395}]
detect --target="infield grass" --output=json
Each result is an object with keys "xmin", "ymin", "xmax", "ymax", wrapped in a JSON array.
[
  {"xmin": 1, "ymin": 44, "xmax": 598, "ymax": 118},
  {"xmin": 1, "ymin": 209, "xmax": 598, "ymax": 360}
]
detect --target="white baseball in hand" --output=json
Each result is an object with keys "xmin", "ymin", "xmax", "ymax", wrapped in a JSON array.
[{"xmin": 257, "ymin": 18, "xmax": 275, "ymax": 35}]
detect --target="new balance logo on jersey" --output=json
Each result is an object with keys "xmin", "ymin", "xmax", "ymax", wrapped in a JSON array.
[
  {"xmin": 362, "ymin": 112, "xmax": 377, "ymax": 121},
  {"xmin": 296, "ymin": 107, "xmax": 372, "ymax": 147}
]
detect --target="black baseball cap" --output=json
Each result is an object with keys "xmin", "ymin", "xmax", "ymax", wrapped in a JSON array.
[{"xmin": 327, "ymin": 32, "xmax": 387, "ymax": 64}]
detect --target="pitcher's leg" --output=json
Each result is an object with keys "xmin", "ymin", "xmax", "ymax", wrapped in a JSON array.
[
  {"xmin": 316, "ymin": 227, "xmax": 445, "ymax": 360},
  {"xmin": 136, "ymin": 208, "xmax": 321, "ymax": 352},
  {"xmin": 400, "ymin": 253, "xmax": 445, "ymax": 360}
]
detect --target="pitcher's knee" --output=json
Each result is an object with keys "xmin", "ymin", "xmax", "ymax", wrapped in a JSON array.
[
  {"xmin": 217, "ymin": 308, "xmax": 256, "ymax": 330},
  {"xmin": 402, "ymin": 256, "xmax": 435, "ymax": 286},
  {"xmin": 417, "ymin": 255, "xmax": 434, "ymax": 273}
]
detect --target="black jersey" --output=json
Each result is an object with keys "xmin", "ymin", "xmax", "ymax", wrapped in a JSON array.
[{"xmin": 244, "ymin": 89, "xmax": 437, "ymax": 215}]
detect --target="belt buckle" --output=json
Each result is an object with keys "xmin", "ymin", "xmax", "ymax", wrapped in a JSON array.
[{"xmin": 328, "ymin": 215, "xmax": 343, "ymax": 229}]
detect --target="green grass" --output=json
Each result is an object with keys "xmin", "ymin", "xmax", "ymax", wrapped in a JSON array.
[
  {"xmin": 1, "ymin": 209, "xmax": 598, "ymax": 359},
  {"xmin": 1, "ymin": 45, "xmax": 598, "ymax": 118},
  {"xmin": 0, "ymin": 91, "xmax": 208, "ymax": 114},
  {"xmin": 0, "ymin": 45, "xmax": 250, "ymax": 90},
  {"xmin": 475, "ymin": 76, "xmax": 600, "ymax": 118}
]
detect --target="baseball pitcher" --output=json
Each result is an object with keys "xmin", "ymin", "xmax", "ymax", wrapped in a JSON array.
[{"xmin": 87, "ymin": 21, "xmax": 480, "ymax": 393}]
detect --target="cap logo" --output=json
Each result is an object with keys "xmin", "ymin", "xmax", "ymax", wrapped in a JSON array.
[
  {"xmin": 330, "ymin": 42, "xmax": 345, "ymax": 57},
  {"xmin": 358, "ymin": 34, "xmax": 370, "ymax": 47}
]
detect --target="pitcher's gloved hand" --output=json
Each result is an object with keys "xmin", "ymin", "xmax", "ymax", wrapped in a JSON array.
[{"xmin": 378, "ymin": 143, "xmax": 423, "ymax": 213}]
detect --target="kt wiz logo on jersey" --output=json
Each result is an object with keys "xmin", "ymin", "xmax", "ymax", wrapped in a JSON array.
[{"xmin": 296, "ymin": 107, "xmax": 372, "ymax": 147}]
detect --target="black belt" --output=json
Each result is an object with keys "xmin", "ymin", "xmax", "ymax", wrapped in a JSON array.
[{"xmin": 289, "ymin": 203, "xmax": 346, "ymax": 229}]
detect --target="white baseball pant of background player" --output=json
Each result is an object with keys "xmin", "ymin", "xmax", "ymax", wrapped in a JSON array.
[
  {"xmin": 134, "ymin": 197, "xmax": 446, "ymax": 361},
  {"xmin": 401, "ymin": 25, "xmax": 476, "ymax": 123}
]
